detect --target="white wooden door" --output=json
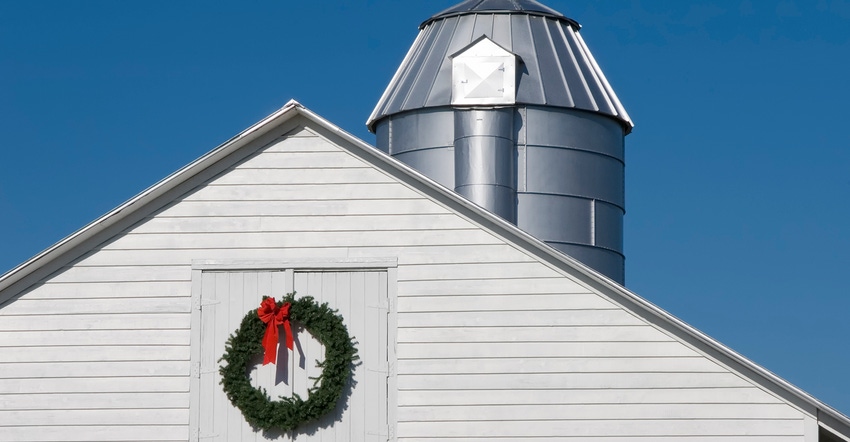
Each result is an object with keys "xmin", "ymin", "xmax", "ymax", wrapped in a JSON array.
[{"xmin": 195, "ymin": 269, "xmax": 388, "ymax": 441}]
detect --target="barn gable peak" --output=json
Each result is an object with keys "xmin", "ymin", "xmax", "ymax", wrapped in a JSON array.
[{"xmin": 0, "ymin": 101, "xmax": 848, "ymax": 440}]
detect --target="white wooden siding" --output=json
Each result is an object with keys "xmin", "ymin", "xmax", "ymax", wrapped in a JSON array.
[
  {"xmin": 0, "ymin": 125, "xmax": 808, "ymax": 441},
  {"xmin": 393, "ymin": 265, "xmax": 803, "ymax": 442},
  {"xmin": 0, "ymin": 284, "xmax": 190, "ymax": 442}
]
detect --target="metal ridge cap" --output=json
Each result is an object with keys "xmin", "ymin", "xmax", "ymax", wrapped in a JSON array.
[
  {"xmin": 425, "ymin": 0, "xmax": 573, "ymax": 21},
  {"xmin": 420, "ymin": 10, "xmax": 580, "ymax": 30}
]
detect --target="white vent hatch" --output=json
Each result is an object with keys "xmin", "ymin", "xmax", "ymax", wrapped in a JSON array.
[{"xmin": 451, "ymin": 36, "xmax": 516, "ymax": 106}]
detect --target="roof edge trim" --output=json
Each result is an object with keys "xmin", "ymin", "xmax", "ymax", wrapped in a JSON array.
[{"xmin": 367, "ymin": 29, "xmax": 428, "ymax": 132}]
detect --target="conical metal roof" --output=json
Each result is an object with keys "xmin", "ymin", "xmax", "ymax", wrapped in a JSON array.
[{"xmin": 367, "ymin": 0, "xmax": 633, "ymax": 133}]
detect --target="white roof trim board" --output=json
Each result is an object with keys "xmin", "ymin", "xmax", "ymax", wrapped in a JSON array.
[{"xmin": 1, "ymin": 101, "xmax": 847, "ymax": 437}]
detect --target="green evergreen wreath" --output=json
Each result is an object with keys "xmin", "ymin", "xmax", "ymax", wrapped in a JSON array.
[{"xmin": 219, "ymin": 293, "xmax": 358, "ymax": 432}]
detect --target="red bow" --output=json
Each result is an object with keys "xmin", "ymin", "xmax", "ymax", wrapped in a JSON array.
[{"xmin": 257, "ymin": 297, "xmax": 293, "ymax": 365}]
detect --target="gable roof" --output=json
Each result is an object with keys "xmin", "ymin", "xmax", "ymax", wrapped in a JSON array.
[{"xmin": 1, "ymin": 100, "xmax": 848, "ymax": 438}]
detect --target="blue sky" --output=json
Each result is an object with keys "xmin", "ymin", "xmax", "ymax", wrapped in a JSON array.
[{"xmin": 2, "ymin": 0, "xmax": 849, "ymax": 416}]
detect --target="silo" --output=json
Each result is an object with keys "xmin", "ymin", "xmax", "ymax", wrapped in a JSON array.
[{"xmin": 367, "ymin": 0, "xmax": 633, "ymax": 283}]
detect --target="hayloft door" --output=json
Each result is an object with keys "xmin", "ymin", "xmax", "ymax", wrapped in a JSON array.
[{"xmin": 192, "ymin": 268, "xmax": 390, "ymax": 441}]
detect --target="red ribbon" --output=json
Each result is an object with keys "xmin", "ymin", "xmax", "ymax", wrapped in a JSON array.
[{"xmin": 257, "ymin": 297, "xmax": 293, "ymax": 365}]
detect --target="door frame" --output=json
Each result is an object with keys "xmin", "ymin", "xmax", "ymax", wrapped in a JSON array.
[{"xmin": 188, "ymin": 258, "xmax": 398, "ymax": 441}]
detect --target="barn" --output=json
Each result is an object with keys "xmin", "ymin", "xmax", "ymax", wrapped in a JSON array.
[{"xmin": 1, "ymin": 1, "xmax": 849, "ymax": 442}]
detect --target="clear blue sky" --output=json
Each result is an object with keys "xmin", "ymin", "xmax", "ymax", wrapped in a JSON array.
[{"xmin": 2, "ymin": 0, "xmax": 848, "ymax": 416}]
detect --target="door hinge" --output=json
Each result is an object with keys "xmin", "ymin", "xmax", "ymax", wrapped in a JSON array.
[
  {"xmin": 192, "ymin": 362, "xmax": 218, "ymax": 379},
  {"xmin": 195, "ymin": 298, "xmax": 221, "ymax": 310}
]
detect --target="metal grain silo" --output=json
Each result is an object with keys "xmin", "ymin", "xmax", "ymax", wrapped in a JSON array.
[{"xmin": 367, "ymin": 0, "xmax": 633, "ymax": 283}]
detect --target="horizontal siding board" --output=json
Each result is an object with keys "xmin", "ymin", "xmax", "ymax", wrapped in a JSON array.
[
  {"xmin": 46, "ymin": 266, "xmax": 188, "ymax": 283},
  {"xmin": 0, "ymin": 329, "xmax": 189, "ymax": 347},
  {"xmin": 397, "ymin": 372, "xmax": 752, "ymax": 390},
  {"xmin": 397, "ymin": 419, "xmax": 803, "ymax": 438},
  {"xmin": 397, "ymin": 325, "xmax": 672, "ymax": 343},
  {"xmin": 0, "ymin": 297, "xmax": 190, "ymax": 316},
  {"xmin": 0, "ymin": 377, "xmax": 189, "ymax": 394},
  {"xmin": 398, "ymin": 387, "xmax": 785, "ymax": 407},
  {"xmin": 397, "ymin": 342, "xmax": 699, "ymax": 359},
  {"xmin": 0, "ymin": 392, "xmax": 189, "ymax": 410},
  {"xmin": 24, "ymin": 281, "xmax": 189, "ymax": 299},
  {"xmin": 399, "ymin": 277, "xmax": 590, "ymax": 295},
  {"xmin": 236, "ymin": 151, "xmax": 370, "ymax": 169},
  {"xmin": 72, "ymin": 248, "xmax": 351, "ymax": 267},
  {"xmin": 398, "ymin": 403, "xmax": 803, "ymax": 421},
  {"xmin": 397, "ymin": 357, "xmax": 725, "ymax": 374},
  {"xmin": 0, "ymin": 313, "xmax": 190, "ymax": 331},
  {"xmin": 184, "ymin": 183, "xmax": 417, "ymax": 201},
  {"xmin": 212, "ymin": 167, "xmax": 394, "ymax": 185},
  {"xmin": 398, "ymin": 310, "xmax": 645, "ymax": 328},
  {"xmin": 0, "ymin": 361, "xmax": 189, "ymax": 379},
  {"xmin": 131, "ymin": 213, "xmax": 473, "ymax": 234},
  {"xmin": 0, "ymin": 346, "xmax": 188, "ymax": 363},
  {"xmin": 398, "ymin": 262, "xmax": 562, "ymax": 281},
  {"xmin": 398, "ymin": 294, "xmax": 617, "ymax": 312},
  {"xmin": 155, "ymin": 198, "xmax": 449, "ymax": 218},
  {"xmin": 109, "ymin": 229, "xmax": 495, "ymax": 250},
  {"xmin": 0, "ymin": 425, "xmax": 187, "ymax": 442},
  {"xmin": 392, "ymin": 244, "xmax": 537, "ymax": 265},
  {"xmin": 0, "ymin": 408, "xmax": 188, "ymax": 426}
]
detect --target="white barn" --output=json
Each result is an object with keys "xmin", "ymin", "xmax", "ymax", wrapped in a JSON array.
[{"xmin": 1, "ymin": 101, "xmax": 849, "ymax": 441}]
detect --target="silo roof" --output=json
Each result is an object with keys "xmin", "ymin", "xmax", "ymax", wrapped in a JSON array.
[{"xmin": 368, "ymin": 1, "xmax": 633, "ymax": 133}]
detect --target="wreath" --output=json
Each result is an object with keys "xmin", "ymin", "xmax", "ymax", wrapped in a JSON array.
[{"xmin": 219, "ymin": 292, "xmax": 358, "ymax": 432}]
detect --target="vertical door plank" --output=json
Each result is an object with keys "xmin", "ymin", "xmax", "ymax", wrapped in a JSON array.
[
  {"xmin": 376, "ymin": 271, "xmax": 389, "ymax": 442},
  {"xmin": 363, "ymin": 271, "xmax": 386, "ymax": 442},
  {"xmin": 323, "ymin": 271, "xmax": 350, "ymax": 442},
  {"xmin": 240, "ymin": 272, "xmax": 260, "ymax": 442},
  {"xmin": 213, "ymin": 272, "xmax": 232, "ymax": 442},
  {"xmin": 199, "ymin": 272, "xmax": 218, "ymax": 439},
  {"xmin": 347, "ymin": 272, "xmax": 366, "ymax": 441}
]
